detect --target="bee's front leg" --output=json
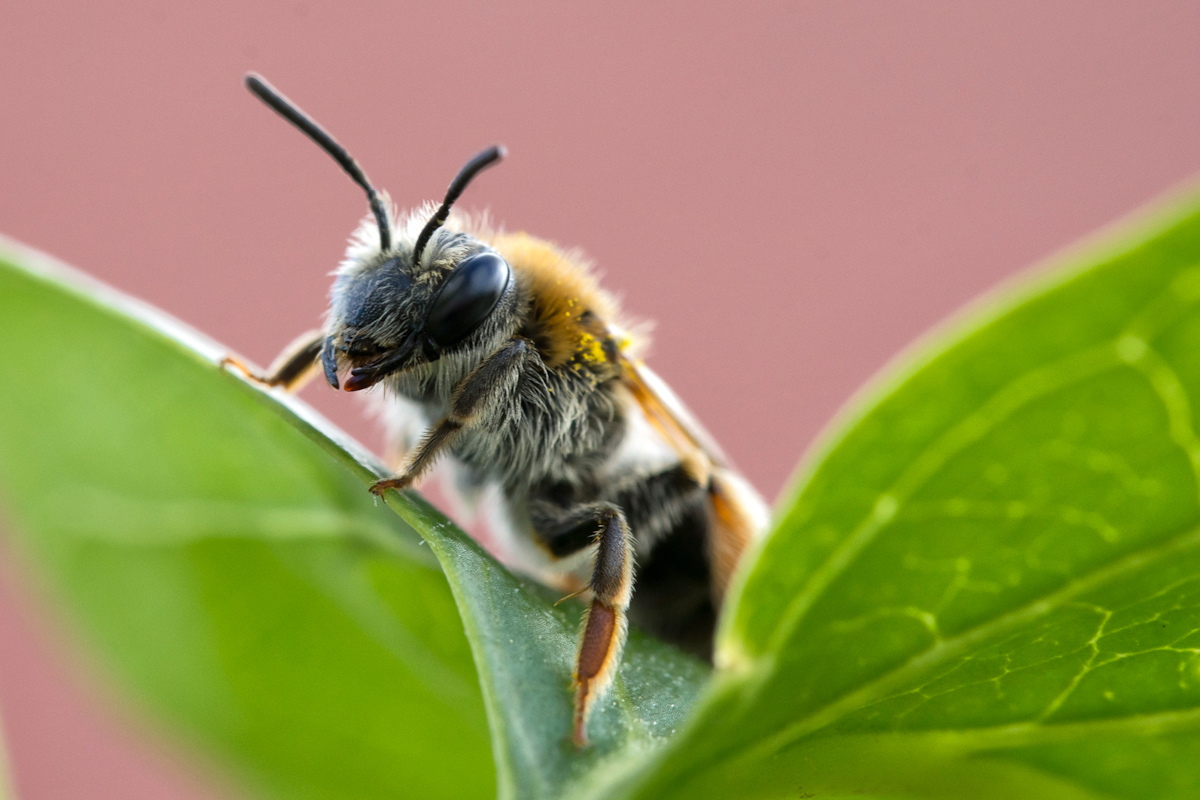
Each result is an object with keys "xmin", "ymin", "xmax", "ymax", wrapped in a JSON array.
[
  {"xmin": 531, "ymin": 502, "xmax": 635, "ymax": 747},
  {"xmin": 369, "ymin": 337, "xmax": 532, "ymax": 495},
  {"xmin": 221, "ymin": 329, "xmax": 324, "ymax": 391}
]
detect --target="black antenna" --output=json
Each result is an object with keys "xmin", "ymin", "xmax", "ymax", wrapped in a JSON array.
[
  {"xmin": 412, "ymin": 145, "xmax": 505, "ymax": 267},
  {"xmin": 244, "ymin": 73, "xmax": 393, "ymax": 252}
]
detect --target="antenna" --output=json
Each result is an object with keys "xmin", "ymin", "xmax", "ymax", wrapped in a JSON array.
[
  {"xmin": 412, "ymin": 145, "xmax": 505, "ymax": 267},
  {"xmin": 244, "ymin": 73, "xmax": 393, "ymax": 252}
]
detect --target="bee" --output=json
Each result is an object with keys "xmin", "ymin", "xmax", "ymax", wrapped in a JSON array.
[{"xmin": 228, "ymin": 74, "xmax": 769, "ymax": 746}]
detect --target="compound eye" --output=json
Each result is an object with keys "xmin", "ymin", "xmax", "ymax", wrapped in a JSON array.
[{"xmin": 425, "ymin": 252, "xmax": 512, "ymax": 348}]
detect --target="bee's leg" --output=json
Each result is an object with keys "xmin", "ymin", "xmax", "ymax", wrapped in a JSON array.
[
  {"xmin": 531, "ymin": 465, "xmax": 709, "ymax": 744},
  {"xmin": 369, "ymin": 337, "xmax": 532, "ymax": 495},
  {"xmin": 221, "ymin": 329, "xmax": 324, "ymax": 391},
  {"xmin": 529, "ymin": 501, "xmax": 634, "ymax": 747},
  {"xmin": 572, "ymin": 506, "xmax": 633, "ymax": 747}
]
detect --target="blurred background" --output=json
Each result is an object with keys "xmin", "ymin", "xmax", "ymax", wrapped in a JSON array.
[{"xmin": 2, "ymin": 2, "xmax": 1200, "ymax": 797}]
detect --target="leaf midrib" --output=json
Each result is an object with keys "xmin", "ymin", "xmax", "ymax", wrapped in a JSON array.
[
  {"xmin": 740, "ymin": 521, "xmax": 1200, "ymax": 767},
  {"xmin": 781, "ymin": 703, "xmax": 1200, "ymax": 755}
]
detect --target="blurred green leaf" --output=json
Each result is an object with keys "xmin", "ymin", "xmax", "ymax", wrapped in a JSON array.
[
  {"xmin": 0, "ymin": 241, "xmax": 491, "ymax": 800},
  {"xmin": 615, "ymin": 189, "xmax": 1200, "ymax": 799},
  {"xmin": 0, "ymin": 239, "xmax": 708, "ymax": 800}
]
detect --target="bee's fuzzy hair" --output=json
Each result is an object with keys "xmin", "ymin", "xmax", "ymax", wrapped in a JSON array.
[{"xmin": 337, "ymin": 195, "xmax": 499, "ymax": 281}]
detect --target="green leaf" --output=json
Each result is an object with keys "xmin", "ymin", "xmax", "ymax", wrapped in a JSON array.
[
  {"xmin": 0, "ymin": 240, "xmax": 490, "ymax": 799},
  {"xmin": 615, "ymin": 188, "xmax": 1200, "ymax": 799},
  {"xmin": 387, "ymin": 493, "xmax": 709, "ymax": 800},
  {"xmin": 0, "ymin": 238, "xmax": 708, "ymax": 800}
]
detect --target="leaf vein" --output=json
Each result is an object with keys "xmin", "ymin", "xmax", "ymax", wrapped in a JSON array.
[
  {"xmin": 763, "ymin": 344, "xmax": 1121, "ymax": 655},
  {"xmin": 743, "ymin": 521, "xmax": 1200, "ymax": 762}
]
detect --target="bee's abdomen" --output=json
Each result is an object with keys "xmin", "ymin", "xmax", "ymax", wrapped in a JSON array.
[{"xmin": 625, "ymin": 503, "xmax": 717, "ymax": 660}]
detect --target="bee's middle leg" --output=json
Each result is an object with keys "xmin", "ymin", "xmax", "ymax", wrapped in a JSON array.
[{"xmin": 370, "ymin": 337, "xmax": 532, "ymax": 495}]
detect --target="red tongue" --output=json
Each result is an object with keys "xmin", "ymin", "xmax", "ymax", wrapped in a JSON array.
[
  {"xmin": 343, "ymin": 371, "xmax": 379, "ymax": 391},
  {"xmin": 341, "ymin": 333, "xmax": 421, "ymax": 391}
]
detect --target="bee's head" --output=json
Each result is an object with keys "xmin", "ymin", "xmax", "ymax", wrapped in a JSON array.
[
  {"xmin": 245, "ymin": 74, "xmax": 512, "ymax": 391},
  {"xmin": 326, "ymin": 223, "xmax": 515, "ymax": 391}
]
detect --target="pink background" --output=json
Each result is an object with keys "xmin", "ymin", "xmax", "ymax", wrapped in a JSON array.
[{"xmin": 3, "ymin": 2, "xmax": 1200, "ymax": 797}]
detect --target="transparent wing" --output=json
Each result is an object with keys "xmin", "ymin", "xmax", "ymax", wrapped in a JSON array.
[
  {"xmin": 619, "ymin": 357, "xmax": 729, "ymax": 469},
  {"xmin": 619, "ymin": 356, "xmax": 770, "ymax": 598}
]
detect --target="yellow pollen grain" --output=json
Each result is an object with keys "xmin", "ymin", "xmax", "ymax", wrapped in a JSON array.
[{"xmin": 578, "ymin": 332, "xmax": 607, "ymax": 365}]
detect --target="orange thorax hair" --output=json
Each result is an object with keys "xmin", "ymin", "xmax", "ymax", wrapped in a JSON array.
[{"xmin": 490, "ymin": 232, "xmax": 628, "ymax": 374}]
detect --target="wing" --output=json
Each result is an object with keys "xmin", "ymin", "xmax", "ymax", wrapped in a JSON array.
[
  {"xmin": 620, "ymin": 356, "xmax": 729, "ymax": 469},
  {"xmin": 619, "ymin": 356, "xmax": 771, "ymax": 600}
]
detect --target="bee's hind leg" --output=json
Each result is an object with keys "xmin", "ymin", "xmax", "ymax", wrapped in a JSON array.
[
  {"xmin": 531, "ymin": 502, "xmax": 634, "ymax": 747},
  {"xmin": 221, "ymin": 329, "xmax": 324, "ymax": 391},
  {"xmin": 531, "ymin": 464, "xmax": 712, "ymax": 744}
]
